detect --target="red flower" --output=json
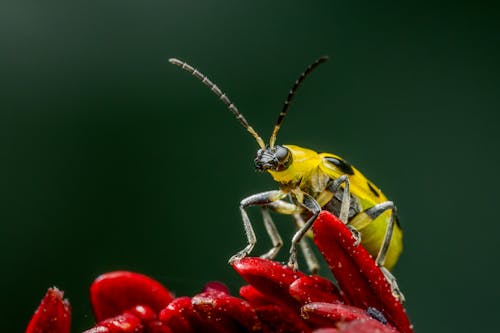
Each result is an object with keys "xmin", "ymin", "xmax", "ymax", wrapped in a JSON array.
[{"xmin": 26, "ymin": 211, "xmax": 413, "ymax": 333}]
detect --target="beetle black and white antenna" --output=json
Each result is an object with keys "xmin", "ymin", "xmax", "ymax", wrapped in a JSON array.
[
  {"xmin": 169, "ymin": 58, "xmax": 266, "ymax": 149},
  {"xmin": 269, "ymin": 56, "xmax": 329, "ymax": 148}
]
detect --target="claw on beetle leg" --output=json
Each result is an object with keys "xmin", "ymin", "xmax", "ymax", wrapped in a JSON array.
[
  {"xmin": 380, "ymin": 266, "xmax": 405, "ymax": 303},
  {"xmin": 228, "ymin": 246, "xmax": 253, "ymax": 264},
  {"xmin": 287, "ymin": 248, "xmax": 299, "ymax": 271},
  {"xmin": 347, "ymin": 225, "xmax": 362, "ymax": 246}
]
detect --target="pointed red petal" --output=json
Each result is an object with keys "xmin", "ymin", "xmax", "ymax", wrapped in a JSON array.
[
  {"xmin": 192, "ymin": 292, "xmax": 262, "ymax": 332},
  {"xmin": 90, "ymin": 271, "xmax": 174, "ymax": 322},
  {"xmin": 289, "ymin": 275, "xmax": 342, "ymax": 305},
  {"xmin": 313, "ymin": 211, "xmax": 413, "ymax": 333},
  {"xmin": 25, "ymin": 287, "xmax": 71, "ymax": 333},
  {"xmin": 301, "ymin": 302, "xmax": 373, "ymax": 326},
  {"xmin": 302, "ymin": 303, "xmax": 400, "ymax": 332},
  {"xmin": 232, "ymin": 257, "xmax": 305, "ymax": 311},
  {"xmin": 255, "ymin": 305, "xmax": 312, "ymax": 333}
]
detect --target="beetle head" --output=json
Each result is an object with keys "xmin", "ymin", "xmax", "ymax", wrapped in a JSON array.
[{"xmin": 254, "ymin": 145, "xmax": 292, "ymax": 172}]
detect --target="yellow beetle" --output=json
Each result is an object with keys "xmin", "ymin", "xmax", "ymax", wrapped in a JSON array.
[{"xmin": 169, "ymin": 57, "xmax": 403, "ymax": 299}]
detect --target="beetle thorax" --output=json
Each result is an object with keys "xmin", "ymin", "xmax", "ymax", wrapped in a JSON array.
[{"xmin": 266, "ymin": 145, "xmax": 322, "ymax": 187}]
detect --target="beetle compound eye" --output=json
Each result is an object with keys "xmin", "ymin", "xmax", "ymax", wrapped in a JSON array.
[
  {"xmin": 275, "ymin": 145, "xmax": 292, "ymax": 171},
  {"xmin": 274, "ymin": 146, "xmax": 288, "ymax": 161}
]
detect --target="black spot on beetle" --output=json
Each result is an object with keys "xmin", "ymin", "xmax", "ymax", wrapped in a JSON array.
[
  {"xmin": 367, "ymin": 181, "xmax": 380, "ymax": 198},
  {"xmin": 324, "ymin": 157, "xmax": 354, "ymax": 175}
]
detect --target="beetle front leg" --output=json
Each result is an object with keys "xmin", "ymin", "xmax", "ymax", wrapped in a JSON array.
[{"xmin": 228, "ymin": 190, "xmax": 287, "ymax": 264}]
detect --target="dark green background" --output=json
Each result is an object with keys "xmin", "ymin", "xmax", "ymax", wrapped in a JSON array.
[{"xmin": 2, "ymin": 1, "xmax": 499, "ymax": 332}]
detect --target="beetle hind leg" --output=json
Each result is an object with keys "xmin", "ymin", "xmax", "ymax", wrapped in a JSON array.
[
  {"xmin": 360, "ymin": 201, "xmax": 397, "ymax": 267},
  {"xmin": 350, "ymin": 201, "xmax": 405, "ymax": 302},
  {"xmin": 381, "ymin": 266, "xmax": 406, "ymax": 303},
  {"xmin": 347, "ymin": 225, "xmax": 362, "ymax": 246}
]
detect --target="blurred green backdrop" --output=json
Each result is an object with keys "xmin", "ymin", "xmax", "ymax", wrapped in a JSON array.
[{"xmin": 1, "ymin": 1, "xmax": 499, "ymax": 332}]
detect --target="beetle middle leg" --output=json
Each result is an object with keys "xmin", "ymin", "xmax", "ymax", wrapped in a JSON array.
[
  {"xmin": 293, "ymin": 213, "xmax": 320, "ymax": 274},
  {"xmin": 260, "ymin": 200, "xmax": 320, "ymax": 274},
  {"xmin": 326, "ymin": 175, "xmax": 361, "ymax": 244},
  {"xmin": 327, "ymin": 175, "xmax": 351, "ymax": 223},
  {"xmin": 259, "ymin": 200, "xmax": 300, "ymax": 260},
  {"xmin": 287, "ymin": 193, "xmax": 321, "ymax": 270}
]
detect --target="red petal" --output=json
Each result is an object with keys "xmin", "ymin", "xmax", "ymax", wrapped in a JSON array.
[
  {"xmin": 239, "ymin": 285, "xmax": 275, "ymax": 307},
  {"xmin": 124, "ymin": 305, "xmax": 172, "ymax": 333},
  {"xmin": 84, "ymin": 312, "xmax": 143, "ymax": 333},
  {"xmin": 255, "ymin": 305, "xmax": 312, "ymax": 333},
  {"xmin": 192, "ymin": 292, "xmax": 262, "ymax": 332},
  {"xmin": 289, "ymin": 275, "xmax": 342, "ymax": 305},
  {"xmin": 90, "ymin": 271, "xmax": 174, "ymax": 322},
  {"xmin": 159, "ymin": 296, "xmax": 234, "ymax": 333},
  {"xmin": 25, "ymin": 287, "xmax": 71, "ymax": 333},
  {"xmin": 159, "ymin": 297, "xmax": 195, "ymax": 333},
  {"xmin": 301, "ymin": 302, "xmax": 372, "ymax": 326},
  {"xmin": 337, "ymin": 318, "xmax": 399, "ymax": 333},
  {"xmin": 202, "ymin": 281, "xmax": 230, "ymax": 295},
  {"xmin": 191, "ymin": 294, "xmax": 241, "ymax": 333},
  {"xmin": 313, "ymin": 212, "xmax": 413, "ymax": 333},
  {"xmin": 125, "ymin": 305, "xmax": 157, "ymax": 322},
  {"xmin": 232, "ymin": 257, "xmax": 305, "ymax": 311}
]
